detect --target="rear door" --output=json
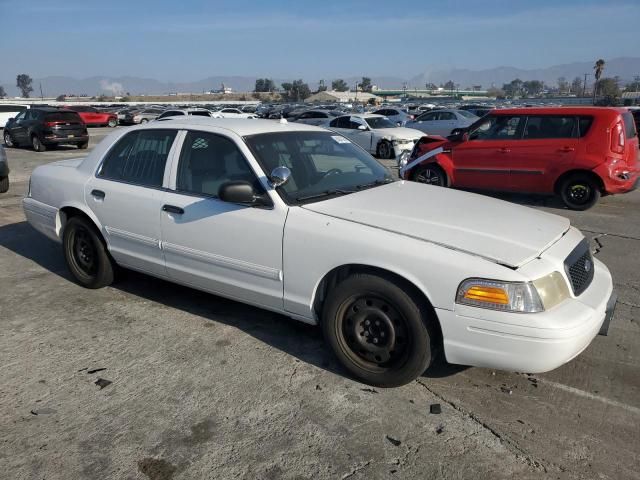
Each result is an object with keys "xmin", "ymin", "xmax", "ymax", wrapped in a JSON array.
[
  {"xmin": 452, "ymin": 114, "xmax": 525, "ymax": 191},
  {"xmin": 85, "ymin": 129, "xmax": 179, "ymax": 277},
  {"xmin": 509, "ymin": 115, "xmax": 578, "ymax": 193}
]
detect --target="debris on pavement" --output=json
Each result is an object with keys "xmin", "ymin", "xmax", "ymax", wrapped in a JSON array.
[
  {"xmin": 87, "ymin": 368, "xmax": 107, "ymax": 374},
  {"xmin": 430, "ymin": 403, "xmax": 441, "ymax": 414},
  {"xmin": 385, "ymin": 435, "xmax": 402, "ymax": 446},
  {"xmin": 94, "ymin": 378, "xmax": 112, "ymax": 389},
  {"xmin": 361, "ymin": 388, "xmax": 378, "ymax": 394},
  {"xmin": 435, "ymin": 424, "xmax": 445, "ymax": 434}
]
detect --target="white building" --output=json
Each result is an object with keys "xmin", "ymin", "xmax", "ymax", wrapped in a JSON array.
[{"xmin": 305, "ymin": 90, "xmax": 380, "ymax": 103}]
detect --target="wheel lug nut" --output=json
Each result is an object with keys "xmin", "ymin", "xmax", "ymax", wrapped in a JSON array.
[
  {"xmin": 375, "ymin": 320, "xmax": 380, "ymax": 326},
  {"xmin": 380, "ymin": 332, "xmax": 385, "ymax": 338},
  {"xmin": 365, "ymin": 320, "xmax": 370, "ymax": 326},
  {"xmin": 373, "ymin": 338, "xmax": 378, "ymax": 344}
]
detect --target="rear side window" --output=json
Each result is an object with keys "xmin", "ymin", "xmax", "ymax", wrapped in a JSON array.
[
  {"xmin": 622, "ymin": 112, "xmax": 637, "ymax": 139},
  {"xmin": 45, "ymin": 112, "xmax": 81, "ymax": 122},
  {"xmin": 578, "ymin": 116, "xmax": 594, "ymax": 137},
  {"xmin": 523, "ymin": 116, "xmax": 576, "ymax": 139},
  {"xmin": 189, "ymin": 111, "xmax": 210, "ymax": 117},
  {"xmin": 98, "ymin": 130, "xmax": 177, "ymax": 187}
]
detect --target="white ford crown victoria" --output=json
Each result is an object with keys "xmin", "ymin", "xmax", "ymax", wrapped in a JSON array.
[{"xmin": 23, "ymin": 118, "xmax": 616, "ymax": 387}]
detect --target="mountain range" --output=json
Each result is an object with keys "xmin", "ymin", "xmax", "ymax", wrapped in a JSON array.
[{"xmin": 2, "ymin": 57, "xmax": 639, "ymax": 97}]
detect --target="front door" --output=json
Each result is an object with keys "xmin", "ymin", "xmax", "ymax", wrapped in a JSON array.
[
  {"xmin": 85, "ymin": 128, "xmax": 179, "ymax": 277},
  {"xmin": 160, "ymin": 130, "xmax": 287, "ymax": 310},
  {"xmin": 452, "ymin": 115, "xmax": 525, "ymax": 191}
]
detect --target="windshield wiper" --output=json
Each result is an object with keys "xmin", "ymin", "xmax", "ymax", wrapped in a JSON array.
[
  {"xmin": 354, "ymin": 178, "xmax": 395, "ymax": 190},
  {"xmin": 296, "ymin": 189, "xmax": 354, "ymax": 202}
]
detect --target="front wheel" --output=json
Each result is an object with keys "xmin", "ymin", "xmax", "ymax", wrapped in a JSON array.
[
  {"xmin": 107, "ymin": 118, "xmax": 117, "ymax": 128},
  {"xmin": 140, "ymin": 118, "xmax": 148, "ymax": 124},
  {"xmin": 4, "ymin": 131, "xmax": 15, "ymax": 148},
  {"xmin": 77, "ymin": 141, "xmax": 89, "ymax": 149},
  {"xmin": 559, "ymin": 174, "xmax": 601, "ymax": 210},
  {"xmin": 413, "ymin": 164, "xmax": 447, "ymax": 187},
  {"xmin": 377, "ymin": 140, "xmax": 394, "ymax": 160},
  {"xmin": 0, "ymin": 176, "xmax": 8, "ymax": 193},
  {"xmin": 322, "ymin": 273, "xmax": 435, "ymax": 387},
  {"xmin": 63, "ymin": 217, "xmax": 115, "ymax": 289}
]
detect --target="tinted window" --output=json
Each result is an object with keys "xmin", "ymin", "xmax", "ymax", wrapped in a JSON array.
[
  {"xmin": 365, "ymin": 117, "xmax": 395, "ymax": 129},
  {"xmin": 189, "ymin": 111, "xmax": 210, "ymax": 117},
  {"xmin": 98, "ymin": 130, "xmax": 177, "ymax": 187},
  {"xmin": 176, "ymin": 131, "xmax": 256, "ymax": 198},
  {"xmin": 578, "ymin": 116, "xmax": 593, "ymax": 137},
  {"xmin": 470, "ymin": 115, "xmax": 523, "ymax": 140},
  {"xmin": 25, "ymin": 110, "xmax": 40, "ymax": 120},
  {"xmin": 330, "ymin": 116, "xmax": 351, "ymax": 128},
  {"xmin": 523, "ymin": 116, "xmax": 576, "ymax": 139},
  {"xmin": 44, "ymin": 111, "xmax": 82, "ymax": 122},
  {"xmin": 622, "ymin": 112, "xmax": 637, "ymax": 139},
  {"xmin": 0, "ymin": 105, "xmax": 27, "ymax": 113},
  {"xmin": 417, "ymin": 112, "xmax": 436, "ymax": 121},
  {"xmin": 438, "ymin": 112, "xmax": 456, "ymax": 121}
]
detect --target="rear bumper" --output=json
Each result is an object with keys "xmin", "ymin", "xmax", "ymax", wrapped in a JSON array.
[
  {"xmin": 594, "ymin": 161, "xmax": 639, "ymax": 194},
  {"xmin": 42, "ymin": 134, "xmax": 89, "ymax": 145},
  {"xmin": 437, "ymin": 258, "xmax": 614, "ymax": 373}
]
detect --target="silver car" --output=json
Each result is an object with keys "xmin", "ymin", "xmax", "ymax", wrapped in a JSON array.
[
  {"xmin": 132, "ymin": 108, "xmax": 164, "ymax": 124},
  {"xmin": 292, "ymin": 109, "xmax": 344, "ymax": 126},
  {"xmin": 372, "ymin": 108, "xmax": 414, "ymax": 126},
  {"xmin": 0, "ymin": 144, "xmax": 9, "ymax": 193},
  {"xmin": 406, "ymin": 109, "xmax": 478, "ymax": 136}
]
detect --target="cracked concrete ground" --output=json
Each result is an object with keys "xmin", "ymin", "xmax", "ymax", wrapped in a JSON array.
[{"xmin": 1, "ymin": 128, "xmax": 639, "ymax": 479}]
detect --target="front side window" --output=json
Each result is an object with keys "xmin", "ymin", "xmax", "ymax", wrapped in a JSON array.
[
  {"xmin": 245, "ymin": 131, "xmax": 393, "ymax": 204},
  {"xmin": 365, "ymin": 117, "xmax": 395, "ymax": 129},
  {"xmin": 98, "ymin": 129, "xmax": 177, "ymax": 187},
  {"xmin": 176, "ymin": 131, "xmax": 258, "ymax": 198},
  {"xmin": 438, "ymin": 112, "xmax": 456, "ymax": 121},
  {"xmin": 470, "ymin": 115, "xmax": 523, "ymax": 140},
  {"xmin": 523, "ymin": 116, "xmax": 576, "ymax": 139}
]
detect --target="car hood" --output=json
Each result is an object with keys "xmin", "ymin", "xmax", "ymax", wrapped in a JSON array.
[
  {"xmin": 301, "ymin": 181, "xmax": 570, "ymax": 268},
  {"xmin": 377, "ymin": 127, "xmax": 424, "ymax": 140}
]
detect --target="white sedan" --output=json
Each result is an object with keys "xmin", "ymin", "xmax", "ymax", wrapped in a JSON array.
[
  {"xmin": 405, "ymin": 109, "xmax": 478, "ymax": 136},
  {"xmin": 23, "ymin": 118, "xmax": 616, "ymax": 387},
  {"xmin": 327, "ymin": 114, "xmax": 424, "ymax": 159},
  {"xmin": 216, "ymin": 108, "xmax": 257, "ymax": 119}
]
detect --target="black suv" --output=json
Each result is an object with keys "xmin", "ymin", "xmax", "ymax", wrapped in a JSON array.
[{"xmin": 3, "ymin": 107, "xmax": 89, "ymax": 152}]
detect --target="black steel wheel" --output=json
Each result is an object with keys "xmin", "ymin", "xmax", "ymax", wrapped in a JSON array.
[
  {"xmin": 63, "ymin": 216, "xmax": 115, "ymax": 288},
  {"xmin": 0, "ymin": 176, "xmax": 8, "ymax": 193},
  {"xmin": 322, "ymin": 273, "xmax": 435, "ymax": 387},
  {"xmin": 559, "ymin": 173, "xmax": 600, "ymax": 210},
  {"xmin": 413, "ymin": 164, "xmax": 446, "ymax": 187},
  {"xmin": 377, "ymin": 140, "xmax": 394, "ymax": 159}
]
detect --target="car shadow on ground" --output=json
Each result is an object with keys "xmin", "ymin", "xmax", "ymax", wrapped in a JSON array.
[{"xmin": 0, "ymin": 220, "xmax": 464, "ymax": 384}]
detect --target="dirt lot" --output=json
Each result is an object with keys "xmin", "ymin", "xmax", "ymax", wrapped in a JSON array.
[{"xmin": 1, "ymin": 127, "xmax": 639, "ymax": 480}]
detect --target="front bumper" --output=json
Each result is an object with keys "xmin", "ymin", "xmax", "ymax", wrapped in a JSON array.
[{"xmin": 437, "ymin": 258, "xmax": 614, "ymax": 373}]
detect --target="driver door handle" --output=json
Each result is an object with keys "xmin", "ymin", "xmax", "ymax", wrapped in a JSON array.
[
  {"xmin": 91, "ymin": 189, "xmax": 105, "ymax": 199},
  {"xmin": 497, "ymin": 148, "xmax": 511, "ymax": 153},
  {"xmin": 162, "ymin": 205, "xmax": 184, "ymax": 215},
  {"xmin": 559, "ymin": 146, "xmax": 575, "ymax": 152}
]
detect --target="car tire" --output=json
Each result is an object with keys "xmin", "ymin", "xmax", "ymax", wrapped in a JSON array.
[
  {"xmin": 0, "ymin": 176, "xmax": 8, "ymax": 193},
  {"xmin": 559, "ymin": 173, "xmax": 601, "ymax": 210},
  {"xmin": 140, "ymin": 118, "xmax": 148, "ymax": 124},
  {"xmin": 77, "ymin": 141, "xmax": 89, "ymax": 150},
  {"xmin": 31, "ymin": 135, "xmax": 47, "ymax": 152},
  {"xmin": 4, "ymin": 131, "xmax": 15, "ymax": 148},
  {"xmin": 107, "ymin": 118, "xmax": 117, "ymax": 128},
  {"xmin": 377, "ymin": 140, "xmax": 394, "ymax": 160},
  {"xmin": 413, "ymin": 164, "xmax": 447, "ymax": 187},
  {"xmin": 322, "ymin": 273, "xmax": 435, "ymax": 387},
  {"xmin": 63, "ymin": 216, "xmax": 115, "ymax": 289}
]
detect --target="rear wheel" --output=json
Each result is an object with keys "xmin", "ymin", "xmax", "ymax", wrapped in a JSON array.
[
  {"xmin": 413, "ymin": 164, "xmax": 447, "ymax": 187},
  {"xmin": 377, "ymin": 140, "xmax": 394, "ymax": 159},
  {"xmin": 322, "ymin": 273, "xmax": 435, "ymax": 387},
  {"xmin": 77, "ymin": 141, "xmax": 89, "ymax": 149},
  {"xmin": 4, "ymin": 131, "xmax": 15, "ymax": 147},
  {"xmin": 140, "ymin": 118, "xmax": 148, "ymax": 124},
  {"xmin": 0, "ymin": 176, "xmax": 8, "ymax": 193},
  {"xmin": 31, "ymin": 135, "xmax": 47, "ymax": 152},
  {"xmin": 63, "ymin": 216, "xmax": 115, "ymax": 289},
  {"xmin": 559, "ymin": 173, "xmax": 601, "ymax": 210},
  {"xmin": 107, "ymin": 118, "xmax": 117, "ymax": 128}
]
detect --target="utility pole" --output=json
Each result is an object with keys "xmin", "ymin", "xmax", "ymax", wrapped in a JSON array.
[
  {"xmin": 39, "ymin": 82, "xmax": 44, "ymax": 100},
  {"xmin": 582, "ymin": 73, "xmax": 590, "ymax": 98}
]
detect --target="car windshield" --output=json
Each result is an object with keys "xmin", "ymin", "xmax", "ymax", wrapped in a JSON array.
[
  {"xmin": 365, "ymin": 117, "xmax": 396, "ymax": 129},
  {"xmin": 458, "ymin": 110, "xmax": 478, "ymax": 119},
  {"xmin": 244, "ymin": 131, "xmax": 394, "ymax": 204}
]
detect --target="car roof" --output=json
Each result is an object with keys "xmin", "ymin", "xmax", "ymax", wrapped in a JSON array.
[
  {"xmin": 491, "ymin": 106, "xmax": 627, "ymax": 116},
  {"xmin": 140, "ymin": 117, "xmax": 328, "ymax": 136}
]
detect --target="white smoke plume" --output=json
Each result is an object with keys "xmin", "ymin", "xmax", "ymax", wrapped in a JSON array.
[{"xmin": 99, "ymin": 80, "xmax": 124, "ymax": 95}]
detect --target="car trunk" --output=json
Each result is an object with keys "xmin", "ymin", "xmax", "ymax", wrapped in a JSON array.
[{"xmin": 44, "ymin": 112, "xmax": 86, "ymax": 136}]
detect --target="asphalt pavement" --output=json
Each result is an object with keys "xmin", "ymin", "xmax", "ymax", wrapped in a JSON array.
[{"xmin": 0, "ymin": 126, "xmax": 638, "ymax": 479}]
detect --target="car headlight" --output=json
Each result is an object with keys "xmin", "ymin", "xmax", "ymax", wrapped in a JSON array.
[
  {"xmin": 456, "ymin": 278, "xmax": 544, "ymax": 313},
  {"xmin": 532, "ymin": 271, "xmax": 571, "ymax": 310},
  {"xmin": 398, "ymin": 151, "xmax": 410, "ymax": 169}
]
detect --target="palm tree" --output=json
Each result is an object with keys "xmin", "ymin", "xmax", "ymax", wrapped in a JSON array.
[{"xmin": 593, "ymin": 59, "xmax": 605, "ymax": 104}]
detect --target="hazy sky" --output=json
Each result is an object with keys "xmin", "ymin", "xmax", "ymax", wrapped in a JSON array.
[{"xmin": 1, "ymin": 0, "xmax": 638, "ymax": 80}]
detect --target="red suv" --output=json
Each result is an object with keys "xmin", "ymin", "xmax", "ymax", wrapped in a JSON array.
[
  {"xmin": 401, "ymin": 107, "xmax": 639, "ymax": 210},
  {"xmin": 65, "ymin": 106, "xmax": 118, "ymax": 127}
]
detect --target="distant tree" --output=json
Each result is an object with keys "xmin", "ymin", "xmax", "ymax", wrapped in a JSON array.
[
  {"xmin": 55, "ymin": 94, "xmax": 66, "ymax": 101},
  {"xmin": 317, "ymin": 79, "xmax": 327, "ymax": 93},
  {"xmin": 0, "ymin": 86, "xmax": 6, "ymax": 98},
  {"xmin": 557, "ymin": 77, "xmax": 568, "ymax": 94},
  {"xmin": 443, "ymin": 80, "xmax": 455, "ymax": 91},
  {"xmin": 502, "ymin": 78, "xmax": 524, "ymax": 97},
  {"xmin": 597, "ymin": 78, "xmax": 620, "ymax": 97},
  {"xmin": 332, "ymin": 79, "xmax": 349, "ymax": 92},
  {"xmin": 571, "ymin": 76, "xmax": 583, "ymax": 95},
  {"xmin": 425, "ymin": 82, "xmax": 438, "ymax": 90},
  {"xmin": 16, "ymin": 74, "xmax": 33, "ymax": 98},
  {"xmin": 486, "ymin": 87, "xmax": 505, "ymax": 98},
  {"xmin": 593, "ymin": 59, "xmax": 605, "ymax": 102},
  {"xmin": 281, "ymin": 80, "xmax": 311, "ymax": 101},
  {"xmin": 624, "ymin": 78, "xmax": 640, "ymax": 92},
  {"xmin": 255, "ymin": 78, "xmax": 276, "ymax": 93},
  {"xmin": 522, "ymin": 80, "xmax": 544, "ymax": 96},
  {"xmin": 360, "ymin": 77, "xmax": 372, "ymax": 93}
]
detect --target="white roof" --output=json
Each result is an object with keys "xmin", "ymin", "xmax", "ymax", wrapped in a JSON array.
[{"xmin": 140, "ymin": 117, "xmax": 327, "ymax": 136}]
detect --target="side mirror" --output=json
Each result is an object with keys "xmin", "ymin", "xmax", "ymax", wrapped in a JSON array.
[
  {"xmin": 8, "ymin": 117, "xmax": 14, "ymax": 122},
  {"xmin": 269, "ymin": 166, "xmax": 291, "ymax": 188},
  {"xmin": 219, "ymin": 181, "xmax": 270, "ymax": 206},
  {"xmin": 357, "ymin": 124, "xmax": 367, "ymax": 131}
]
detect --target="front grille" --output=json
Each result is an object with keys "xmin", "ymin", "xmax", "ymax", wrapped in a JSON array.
[{"xmin": 564, "ymin": 239, "xmax": 594, "ymax": 296}]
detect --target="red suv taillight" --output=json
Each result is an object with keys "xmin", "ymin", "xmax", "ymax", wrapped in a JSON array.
[
  {"xmin": 44, "ymin": 121, "xmax": 60, "ymax": 127},
  {"xmin": 610, "ymin": 121, "xmax": 625, "ymax": 154}
]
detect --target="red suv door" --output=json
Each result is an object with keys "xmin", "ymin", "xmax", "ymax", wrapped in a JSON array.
[
  {"xmin": 509, "ymin": 115, "xmax": 579, "ymax": 193},
  {"xmin": 451, "ymin": 114, "xmax": 524, "ymax": 191}
]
